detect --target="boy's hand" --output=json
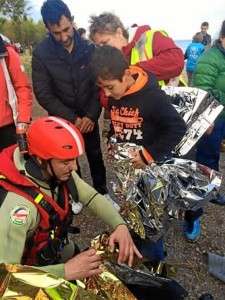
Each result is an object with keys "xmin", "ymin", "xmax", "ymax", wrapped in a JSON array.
[
  {"xmin": 129, "ymin": 150, "xmax": 146, "ymax": 169},
  {"xmin": 106, "ymin": 143, "xmax": 114, "ymax": 159}
]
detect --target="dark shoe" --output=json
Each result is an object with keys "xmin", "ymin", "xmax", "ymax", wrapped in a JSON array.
[
  {"xmin": 210, "ymin": 192, "xmax": 225, "ymax": 205},
  {"xmin": 183, "ymin": 219, "xmax": 200, "ymax": 242},
  {"xmin": 199, "ymin": 292, "xmax": 214, "ymax": 300}
]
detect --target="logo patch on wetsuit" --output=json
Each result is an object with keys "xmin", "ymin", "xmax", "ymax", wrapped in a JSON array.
[{"xmin": 10, "ymin": 204, "xmax": 30, "ymax": 225}]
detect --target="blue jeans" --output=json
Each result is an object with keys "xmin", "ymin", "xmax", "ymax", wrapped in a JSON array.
[{"xmin": 196, "ymin": 118, "xmax": 225, "ymax": 171}]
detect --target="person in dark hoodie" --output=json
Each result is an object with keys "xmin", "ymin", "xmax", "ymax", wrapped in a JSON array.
[
  {"xmin": 32, "ymin": 0, "xmax": 120, "ymax": 213},
  {"xmin": 89, "ymin": 12, "xmax": 185, "ymax": 109},
  {"xmin": 89, "ymin": 45, "xmax": 187, "ymax": 259}
]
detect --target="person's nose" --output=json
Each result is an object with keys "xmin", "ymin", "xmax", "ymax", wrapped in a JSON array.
[
  {"xmin": 104, "ymin": 89, "xmax": 112, "ymax": 97},
  {"xmin": 61, "ymin": 32, "xmax": 68, "ymax": 42},
  {"xmin": 68, "ymin": 159, "xmax": 78, "ymax": 171}
]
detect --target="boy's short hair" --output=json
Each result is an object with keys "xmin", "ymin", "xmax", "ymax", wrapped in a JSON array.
[
  {"xmin": 89, "ymin": 45, "xmax": 129, "ymax": 81},
  {"xmin": 41, "ymin": 0, "xmax": 72, "ymax": 27},
  {"xmin": 193, "ymin": 32, "xmax": 203, "ymax": 42},
  {"xmin": 201, "ymin": 21, "xmax": 209, "ymax": 28},
  {"xmin": 78, "ymin": 27, "xmax": 86, "ymax": 36}
]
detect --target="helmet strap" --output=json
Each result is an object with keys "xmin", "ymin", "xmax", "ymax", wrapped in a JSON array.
[
  {"xmin": 36, "ymin": 158, "xmax": 61, "ymax": 185},
  {"xmin": 48, "ymin": 160, "xmax": 62, "ymax": 186}
]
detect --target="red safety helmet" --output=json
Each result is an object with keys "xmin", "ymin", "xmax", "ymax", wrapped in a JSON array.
[{"xmin": 27, "ymin": 116, "xmax": 85, "ymax": 160}]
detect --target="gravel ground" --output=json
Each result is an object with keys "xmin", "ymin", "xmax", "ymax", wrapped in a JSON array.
[{"xmin": 33, "ymin": 101, "xmax": 225, "ymax": 300}]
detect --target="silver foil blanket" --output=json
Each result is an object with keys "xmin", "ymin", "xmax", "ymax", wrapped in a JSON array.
[
  {"xmin": 162, "ymin": 86, "xmax": 224, "ymax": 156},
  {"xmin": 109, "ymin": 142, "xmax": 222, "ymax": 238}
]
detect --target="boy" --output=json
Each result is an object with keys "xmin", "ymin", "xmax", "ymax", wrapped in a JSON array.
[
  {"xmin": 89, "ymin": 45, "xmax": 186, "ymax": 168},
  {"xmin": 185, "ymin": 32, "xmax": 204, "ymax": 86},
  {"xmin": 89, "ymin": 45, "xmax": 187, "ymax": 259}
]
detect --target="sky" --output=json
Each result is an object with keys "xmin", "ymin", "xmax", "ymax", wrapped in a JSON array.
[{"xmin": 30, "ymin": 0, "xmax": 225, "ymax": 41}]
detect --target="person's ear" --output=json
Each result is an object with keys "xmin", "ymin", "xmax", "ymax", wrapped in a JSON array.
[
  {"xmin": 124, "ymin": 68, "xmax": 132, "ymax": 77},
  {"xmin": 116, "ymin": 27, "xmax": 123, "ymax": 38},
  {"xmin": 122, "ymin": 68, "xmax": 132, "ymax": 82},
  {"xmin": 36, "ymin": 156, "xmax": 43, "ymax": 165}
]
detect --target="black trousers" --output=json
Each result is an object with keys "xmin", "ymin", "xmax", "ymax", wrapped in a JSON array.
[
  {"xmin": 0, "ymin": 123, "xmax": 17, "ymax": 151},
  {"xmin": 77, "ymin": 122, "xmax": 107, "ymax": 194}
]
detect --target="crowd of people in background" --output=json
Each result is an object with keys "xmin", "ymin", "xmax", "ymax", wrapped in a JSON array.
[{"xmin": 0, "ymin": 0, "xmax": 225, "ymax": 298}]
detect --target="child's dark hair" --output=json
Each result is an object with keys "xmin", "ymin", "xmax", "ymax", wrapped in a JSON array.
[
  {"xmin": 41, "ymin": 0, "xmax": 72, "ymax": 27},
  {"xmin": 201, "ymin": 21, "xmax": 209, "ymax": 27},
  {"xmin": 89, "ymin": 45, "xmax": 129, "ymax": 81},
  {"xmin": 78, "ymin": 27, "xmax": 86, "ymax": 36}
]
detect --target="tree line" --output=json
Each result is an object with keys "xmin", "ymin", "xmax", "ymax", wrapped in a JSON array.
[{"xmin": 0, "ymin": 0, "xmax": 47, "ymax": 46}]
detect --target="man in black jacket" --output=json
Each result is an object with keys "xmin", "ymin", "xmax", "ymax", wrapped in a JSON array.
[{"xmin": 32, "ymin": 0, "xmax": 120, "ymax": 211}]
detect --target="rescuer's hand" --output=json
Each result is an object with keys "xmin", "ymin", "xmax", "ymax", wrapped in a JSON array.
[
  {"xmin": 64, "ymin": 248, "xmax": 102, "ymax": 280},
  {"xmin": 109, "ymin": 224, "xmax": 143, "ymax": 267}
]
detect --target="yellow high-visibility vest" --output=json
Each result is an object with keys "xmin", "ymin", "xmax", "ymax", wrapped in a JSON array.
[{"xmin": 130, "ymin": 30, "xmax": 187, "ymax": 87}]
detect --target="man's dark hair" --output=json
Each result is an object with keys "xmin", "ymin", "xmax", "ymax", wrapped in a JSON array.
[
  {"xmin": 89, "ymin": 45, "xmax": 129, "ymax": 81},
  {"xmin": 41, "ymin": 0, "xmax": 72, "ymax": 27},
  {"xmin": 78, "ymin": 27, "xmax": 86, "ymax": 36},
  {"xmin": 201, "ymin": 21, "xmax": 209, "ymax": 27}
]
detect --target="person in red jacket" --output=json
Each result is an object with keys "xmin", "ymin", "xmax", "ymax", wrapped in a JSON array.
[
  {"xmin": 0, "ymin": 35, "xmax": 32, "ymax": 151},
  {"xmin": 89, "ymin": 12, "xmax": 185, "ymax": 109}
]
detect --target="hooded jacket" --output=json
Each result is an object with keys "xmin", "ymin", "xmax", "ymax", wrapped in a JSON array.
[
  {"xmin": 32, "ymin": 30, "xmax": 101, "ymax": 123},
  {"xmin": 108, "ymin": 66, "xmax": 186, "ymax": 163},
  {"xmin": 184, "ymin": 42, "xmax": 205, "ymax": 72},
  {"xmin": 0, "ymin": 37, "xmax": 32, "ymax": 127}
]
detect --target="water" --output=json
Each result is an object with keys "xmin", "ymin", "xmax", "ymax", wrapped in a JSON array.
[{"xmin": 175, "ymin": 39, "xmax": 191, "ymax": 53}]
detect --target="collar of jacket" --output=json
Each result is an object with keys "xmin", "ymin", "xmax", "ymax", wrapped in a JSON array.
[{"xmin": 25, "ymin": 156, "xmax": 45, "ymax": 181}]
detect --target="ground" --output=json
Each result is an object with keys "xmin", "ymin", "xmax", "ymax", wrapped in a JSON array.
[{"xmin": 32, "ymin": 98, "xmax": 225, "ymax": 300}]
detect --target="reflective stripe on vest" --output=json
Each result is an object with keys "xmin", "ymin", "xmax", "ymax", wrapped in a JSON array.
[
  {"xmin": 130, "ymin": 30, "xmax": 187, "ymax": 87},
  {"xmin": 130, "ymin": 30, "xmax": 167, "ymax": 86}
]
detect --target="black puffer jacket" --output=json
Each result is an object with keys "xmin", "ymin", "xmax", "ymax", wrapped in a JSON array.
[{"xmin": 32, "ymin": 30, "xmax": 101, "ymax": 123}]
